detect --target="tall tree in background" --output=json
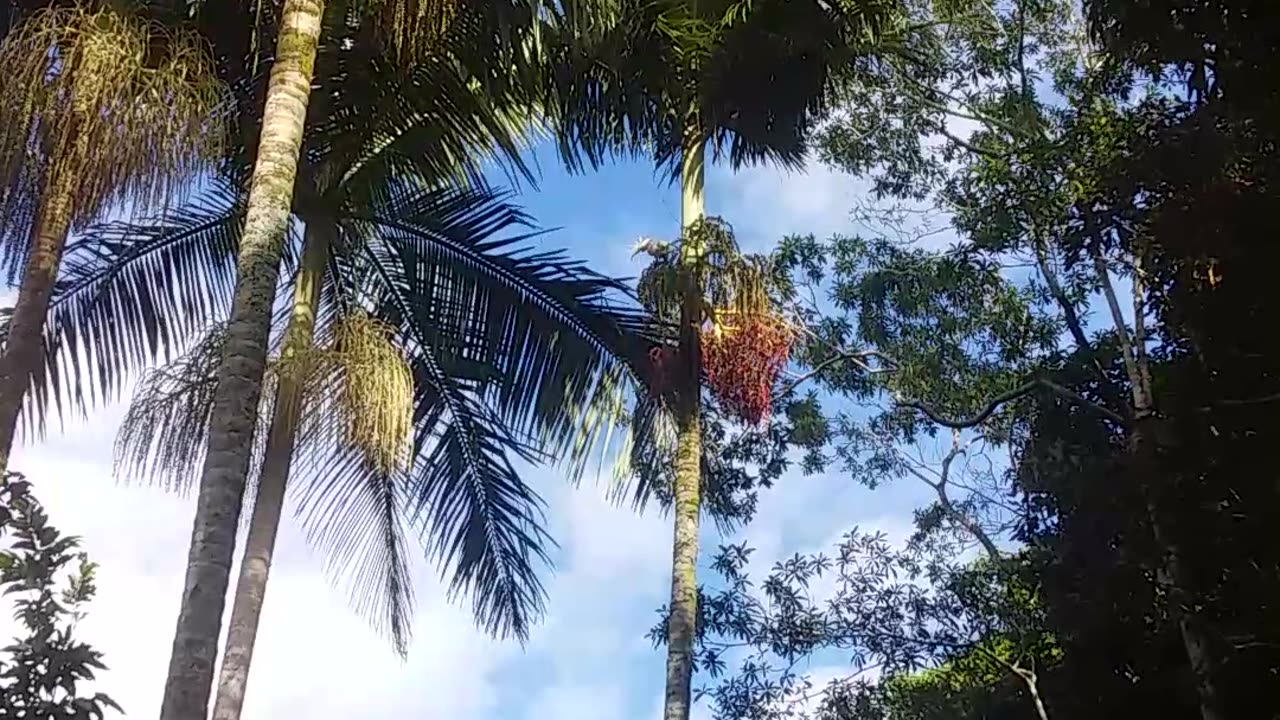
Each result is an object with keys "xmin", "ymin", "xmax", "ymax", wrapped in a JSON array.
[
  {"xmin": 547, "ymin": 3, "xmax": 901, "ymax": 718},
  {"xmin": 683, "ymin": 0, "xmax": 1280, "ymax": 717},
  {"xmin": 0, "ymin": 2, "xmax": 224, "ymax": 475}
]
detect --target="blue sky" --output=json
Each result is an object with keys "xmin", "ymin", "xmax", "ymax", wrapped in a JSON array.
[{"xmin": 5, "ymin": 144, "xmax": 945, "ymax": 720}]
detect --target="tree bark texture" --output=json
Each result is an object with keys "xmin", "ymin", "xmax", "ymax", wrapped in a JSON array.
[
  {"xmin": 210, "ymin": 222, "xmax": 329, "ymax": 720},
  {"xmin": 159, "ymin": 3, "xmax": 324, "ymax": 718},
  {"xmin": 663, "ymin": 125, "xmax": 705, "ymax": 720},
  {"xmin": 0, "ymin": 167, "xmax": 78, "ymax": 476}
]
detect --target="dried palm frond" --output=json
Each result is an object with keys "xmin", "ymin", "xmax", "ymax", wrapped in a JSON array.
[
  {"xmin": 325, "ymin": 311, "xmax": 415, "ymax": 475},
  {"xmin": 0, "ymin": 3, "xmax": 226, "ymax": 276}
]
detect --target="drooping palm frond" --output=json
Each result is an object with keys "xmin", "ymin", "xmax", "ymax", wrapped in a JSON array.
[
  {"xmin": 306, "ymin": 184, "xmax": 656, "ymax": 639},
  {"xmin": 291, "ymin": 398, "xmax": 418, "ymax": 656},
  {"xmin": 353, "ymin": 184, "xmax": 655, "ymax": 470},
  {"xmin": 30, "ymin": 182, "xmax": 249, "ymax": 415},
  {"xmin": 404, "ymin": 391, "xmax": 550, "ymax": 640},
  {"xmin": 113, "ymin": 323, "xmax": 265, "ymax": 499},
  {"xmin": 0, "ymin": 2, "xmax": 227, "ymax": 275},
  {"xmin": 546, "ymin": 0, "xmax": 904, "ymax": 178}
]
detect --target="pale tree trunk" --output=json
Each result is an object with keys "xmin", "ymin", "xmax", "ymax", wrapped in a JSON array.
[
  {"xmin": 663, "ymin": 120, "xmax": 705, "ymax": 720},
  {"xmin": 0, "ymin": 167, "xmax": 77, "ymax": 475},
  {"xmin": 210, "ymin": 221, "xmax": 329, "ymax": 720},
  {"xmin": 1092, "ymin": 247, "xmax": 1224, "ymax": 720},
  {"xmin": 159, "ymin": 2, "xmax": 325, "ymax": 718}
]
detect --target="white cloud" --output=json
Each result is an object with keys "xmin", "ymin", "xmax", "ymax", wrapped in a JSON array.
[
  {"xmin": 711, "ymin": 160, "xmax": 863, "ymax": 248},
  {"xmin": 7, "ymin": 404, "xmax": 514, "ymax": 720}
]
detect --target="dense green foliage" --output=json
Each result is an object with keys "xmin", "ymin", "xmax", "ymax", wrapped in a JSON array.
[
  {"xmin": 0, "ymin": 473, "xmax": 118, "ymax": 719},
  {"xmin": 653, "ymin": 1, "xmax": 1280, "ymax": 719}
]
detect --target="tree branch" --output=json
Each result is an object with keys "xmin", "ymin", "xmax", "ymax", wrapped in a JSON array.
[
  {"xmin": 897, "ymin": 377, "xmax": 1127, "ymax": 428},
  {"xmin": 1090, "ymin": 244, "xmax": 1150, "ymax": 413}
]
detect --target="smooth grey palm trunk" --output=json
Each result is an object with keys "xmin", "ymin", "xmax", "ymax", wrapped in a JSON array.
[
  {"xmin": 663, "ymin": 127, "xmax": 705, "ymax": 720},
  {"xmin": 210, "ymin": 222, "xmax": 329, "ymax": 720},
  {"xmin": 159, "ymin": 2, "xmax": 326, "ymax": 718}
]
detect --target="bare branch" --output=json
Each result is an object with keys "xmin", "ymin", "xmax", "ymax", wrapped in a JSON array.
[{"xmin": 896, "ymin": 376, "xmax": 1125, "ymax": 428}]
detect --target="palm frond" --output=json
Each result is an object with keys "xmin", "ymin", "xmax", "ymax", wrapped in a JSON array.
[
  {"xmin": 400, "ymin": 370, "xmax": 551, "ymax": 641},
  {"xmin": 545, "ymin": 0, "xmax": 903, "ymax": 179},
  {"xmin": 291, "ymin": 425, "xmax": 417, "ymax": 656},
  {"xmin": 113, "ymin": 323, "xmax": 222, "ymax": 495},
  {"xmin": 295, "ymin": 298, "xmax": 550, "ymax": 642},
  {"xmin": 352, "ymin": 184, "xmax": 656, "ymax": 476},
  {"xmin": 320, "ymin": 184, "xmax": 664, "ymax": 640},
  {"xmin": 32, "ymin": 182, "xmax": 246, "ymax": 415}
]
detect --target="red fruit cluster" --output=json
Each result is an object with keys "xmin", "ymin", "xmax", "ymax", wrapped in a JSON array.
[{"xmin": 701, "ymin": 313, "xmax": 793, "ymax": 425}]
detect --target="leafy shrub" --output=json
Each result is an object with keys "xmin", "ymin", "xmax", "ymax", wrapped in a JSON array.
[{"xmin": 0, "ymin": 472, "xmax": 119, "ymax": 719}]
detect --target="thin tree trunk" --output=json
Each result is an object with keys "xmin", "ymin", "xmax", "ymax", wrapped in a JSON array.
[
  {"xmin": 0, "ymin": 168, "xmax": 76, "ymax": 475},
  {"xmin": 663, "ymin": 121, "xmax": 705, "ymax": 720},
  {"xmin": 1018, "ymin": 667, "xmax": 1050, "ymax": 720},
  {"xmin": 159, "ymin": 3, "xmax": 325, "ymax": 718},
  {"xmin": 210, "ymin": 221, "xmax": 329, "ymax": 720},
  {"xmin": 1092, "ymin": 247, "xmax": 1224, "ymax": 720}
]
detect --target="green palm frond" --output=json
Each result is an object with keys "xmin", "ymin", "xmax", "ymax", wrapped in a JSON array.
[
  {"xmin": 405, "ymin": 388, "xmax": 550, "ymax": 640},
  {"xmin": 299, "ymin": 270, "xmax": 553, "ymax": 641},
  {"xmin": 317, "ymin": 185, "xmax": 656, "ymax": 639},
  {"xmin": 291, "ymin": 420, "xmax": 417, "ymax": 656},
  {"xmin": 33, "ymin": 182, "xmax": 246, "ymax": 414},
  {"xmin": 353, "ymin": 184, "xmax": 655, "ymax": 471},
  {"xmin": 547, "ymin": 0, "xmax": 904, "ymax": 178}
]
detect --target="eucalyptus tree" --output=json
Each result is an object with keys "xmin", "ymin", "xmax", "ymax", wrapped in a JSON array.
[
  {"xmin": 544, "ymin": 3, "xmax": 902, "ymax": 718},
  {"xmin": 0, "ymin": 1, "xmax": 225, "ymax": 475}
]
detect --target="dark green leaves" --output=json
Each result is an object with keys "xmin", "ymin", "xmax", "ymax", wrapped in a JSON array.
[{"xmin": 0, "ymin": 472, "xmax": 121, "ymax": 719}]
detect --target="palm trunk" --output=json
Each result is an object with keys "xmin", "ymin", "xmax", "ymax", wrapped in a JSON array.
[
  {"xmin": 210, "ymin": 221, "xmax": 329, "ymax": 720},
  {"xmin": 159, "ymin": 3, "xmax": 325, "ymax": 718},
  {"xmin": 663, "ymin": 121, "xmax": 705, "ymax": 720},
  {"xmin": 0, "ymin": 169, "xmax": 76, "ymax": 475}
]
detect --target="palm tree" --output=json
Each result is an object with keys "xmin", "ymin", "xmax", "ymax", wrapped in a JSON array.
[
  {"xmin": 24, "ymin": 7, "xmax": 645, "ymax": 718},
  {"xmin": 544, "ymin": 3, "xmax": 902, "ymax": 718},
  {"xmin": 134, "ymin": 2, "xmax": 559, "ymax": 716},
  {"xmin": 93, "ymin": 181, "xmax": 644, "ymax": 718},
  {"xmin": 0, "ymin": 2, "xmax": 224, "ymax": 474}
]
